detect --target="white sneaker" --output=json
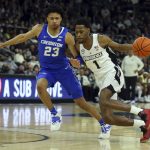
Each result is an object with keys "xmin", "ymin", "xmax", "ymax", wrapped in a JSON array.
[
  {"xmin": 98, "ymin": 124, "xmax": 111, "ymax": 139},
  {"xmin": 98, "ymin": 139, "xmax": 111, "ymax": 150},
  {"xmin": 50, "ymin": 112, "xmax": 62, "ymax": 131},
  {"xmin": 137, "ymin": 97, "xmax": 145, "ymax": 103}
]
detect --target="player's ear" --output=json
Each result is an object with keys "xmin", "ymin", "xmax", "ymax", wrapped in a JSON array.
[
  {"xmin": 60, "ymin": 17, "xmax": 62, "ymax": 22},
  {"xmin": 87, "ymin": 28, "xmax": 90, "ymax": 34}
]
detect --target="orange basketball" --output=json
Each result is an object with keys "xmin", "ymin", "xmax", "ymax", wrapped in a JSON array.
[{"xmin": 132, "ymin": 37, "xmax": 150, "ymax": 57}]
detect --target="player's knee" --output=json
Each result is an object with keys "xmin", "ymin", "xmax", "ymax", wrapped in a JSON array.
[
  {"xmin": 99, "ymin": 99, "xmax": 107, "ymax": 107},
  {"xmin": 99, "ymin": 91, "xmax": 110, "ymax": 107},
  {"xmin": 99, "ymin": 97, "xmax": 109, "ymax": 108}
]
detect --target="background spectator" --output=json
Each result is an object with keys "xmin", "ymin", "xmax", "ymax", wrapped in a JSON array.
[
  {"xmin": 121, "ymin": 51, "xmax": 144, "ymax": 103},
  {"xmin": 0, "ymin": 0, "xmax": 150, "ymax": 102}
]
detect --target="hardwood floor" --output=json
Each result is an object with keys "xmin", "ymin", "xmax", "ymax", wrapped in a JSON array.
[{"xmin": 0, "ymin": 103, "xmax": 150, "ymax": 150}]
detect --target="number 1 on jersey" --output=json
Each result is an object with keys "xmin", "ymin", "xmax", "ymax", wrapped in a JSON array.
[{"xmin": 93, "ymin": 60, "xmax": 100, "ymax": 69}]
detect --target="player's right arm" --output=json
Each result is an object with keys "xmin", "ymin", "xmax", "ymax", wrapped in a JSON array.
[
  {"xmin": 0, "ymin": 24, "xmax": 42, "ymax": 48},
  {"xmin": 99, "ymin": 34, "xmax": 132, "ymax": 53}
]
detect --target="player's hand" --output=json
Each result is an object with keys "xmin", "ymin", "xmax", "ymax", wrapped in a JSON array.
[{"xmin": 70, "ymin": 58, "xmax": 80, "ymax": 69}]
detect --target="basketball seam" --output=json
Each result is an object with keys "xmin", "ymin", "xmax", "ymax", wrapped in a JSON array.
[
  {"xmin": 132, "ymin": 44, "xmax": 139, "ymax": 52},
  {"xmin": 137, "ymin": 47, "xmax": 139, "ymax": 56},
  {"xmin": 141, "ymin": 37, "xmax": 145, "ymax": 48},
  {"xmin": 134, "ymin": 38, "xmax": 145, "ymax": 52},
  {"xmin": 140, "ymin": 49, "xmax": 144, "ymax": 57},
  {"xmin": 136, "ymin": 40, "xmax": 141, "ymax": 51},
  {"xmin": 133, "ymin": 37, "xmax": 150, "ymax": 57},
  {"xmin": 142, "ymin": 43, "xmax": 150, "ymax": 50}
]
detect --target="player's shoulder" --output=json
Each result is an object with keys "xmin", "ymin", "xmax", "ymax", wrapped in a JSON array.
[
  {"xmin": 32, "ymin": 24, "xmax": 44, "ymax": 30},
  {"xmin": 63, "ymin": 26, "xmax": 69, "ymax": 30},
  {"xmin": 61, "ymin": 26, "xmax": 69, "ymax": 35},
  {"xmin": 98, "ymin": 34, "xmax": 110, "ymax": 41},
  {"xmin": 31, "ymin": 24, "xmax": 44, "ymax": 37},
  {"xmin": 98, "ymin": 34, "xmax": 111, "ymax": 47}
]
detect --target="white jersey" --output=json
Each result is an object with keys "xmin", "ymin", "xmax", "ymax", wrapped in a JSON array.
[
  {"xmin": 79, "ymin": 34, "xmax": 118, "ymax": 78},
  {"xmin": 79, "ymin": 34, "xmax": 124, "ymax": 99}
]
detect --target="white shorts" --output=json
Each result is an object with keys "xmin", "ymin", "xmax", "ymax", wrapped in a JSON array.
[{"xmin": 95, "ymin": 66, "xmax": 124, "ymax": 100}]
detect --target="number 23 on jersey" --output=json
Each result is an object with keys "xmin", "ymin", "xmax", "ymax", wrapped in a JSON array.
[{"xmin": 44, "ymin": 46, "xmax": 59, "ymax": 57}]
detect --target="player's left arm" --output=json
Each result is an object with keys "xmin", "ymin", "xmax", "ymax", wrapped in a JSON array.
[
  {"xmin": 65, "ymin": 32, "xmax": 79, "ymax": 58},
  {"xmin": 99, "ymin": 35, "xmax": 133, "ymax": 52},
  {"xmin": 65, "ymin": 32, "xmax": 81, "ymax": 68}
]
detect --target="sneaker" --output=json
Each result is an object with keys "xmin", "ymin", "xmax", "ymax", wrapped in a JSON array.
[
  {"xmin": 50, "ymin": 112, "xmax": 62, "ymax": 131},
  {"xmin": 145, "ymin": 95, "xmax": 150, "ymax": 103},
  {"xmin": 137, "ymin": 97, "xmax": 145, "ymax": 103},
  {"xmin": 140, "ymin": 126, "xmax": 150, "ymax": 143},
  {"xmin": 130, "ymin": 100, "xmax": 136, "ymax": 104},
  {"xmin": 98, "ymin": 139, "xmax": 111, "ymax": 150},
  {"xmin": 98, "ymin": 124, "xmax": 111, "ymax": 139},
  {"xmin": 140, "ymin": 109, "xmax": 150, "ymax": 143}
]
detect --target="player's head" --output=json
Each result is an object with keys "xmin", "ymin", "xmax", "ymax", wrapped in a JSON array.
[
  {"xmin": 75, "ymin": 18, "xmax": 91, "ymax": 43},
  {"xmin": 45, "ymin": 4, "xmax": 63, "ymax": 29}
]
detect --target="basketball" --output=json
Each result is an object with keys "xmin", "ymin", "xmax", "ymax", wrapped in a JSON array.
[{"xmin": 132, "ymin": 37, "xmax": 150, "ymax": 57}]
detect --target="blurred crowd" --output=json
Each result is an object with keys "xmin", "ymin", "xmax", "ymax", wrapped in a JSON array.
[{"xmin": 0, "ymin": 0, "xmax": 150, "ymax": 102}]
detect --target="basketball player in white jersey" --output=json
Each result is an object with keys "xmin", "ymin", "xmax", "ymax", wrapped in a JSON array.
[{"xmin": 73, "ymin": 18, "xmax": 150, "ymax": 143}]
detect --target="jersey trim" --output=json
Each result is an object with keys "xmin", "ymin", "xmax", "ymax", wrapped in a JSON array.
[
  {"xmin": 105, "ymin": 47, "xmax": 119, "ymax": 66},
  {"xmin": 114, "ymin": 66, "xmax": 121, "ymax": 85},
  {"xmin": 47, "ymin": 26, "xmax": 64, "ymax": 38},
  {"xmin": 106, "ymin": 84, "xmax": 116, "ymax": 94}
]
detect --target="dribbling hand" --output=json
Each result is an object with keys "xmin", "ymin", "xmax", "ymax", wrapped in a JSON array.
[{"xmin": 70, "ymin": 58, "xmax": 80, "ymax": 69}]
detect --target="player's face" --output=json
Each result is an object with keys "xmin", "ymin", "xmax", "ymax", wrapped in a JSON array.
[
  {"xmin": 47, "ymin": 13, "xmax": 62, "ymax": 29},
  {"xmin": 75, "ymin": 25, "xmax": 90, "ymax": 43}
]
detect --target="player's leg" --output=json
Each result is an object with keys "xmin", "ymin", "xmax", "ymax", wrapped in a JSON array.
[
  {"xmin": 36, "ymin": 69, "xmax": 62, "ymax": 131},
  {"xmin": 98, "ymin": 66, "xmax": 146, "ymax": 116},
  {"xmin": 37, "ymin": 78, "xmax": 53, "ymax": 109},
  {"xmin": 100, "ymin": 90, "xmax": 137, "ymax": 126},
  {"xmin": 100, "ymin": 87, "xmax": 144, "ymax": 114},
  {"xmin": 58, "ymin": 68, "xmax": 111, "ymax": 138},
  {"xmin": 74, "ymin": 97, "xmax": 112, "ymax": 139},
  {"xmin": 99, "ymin": 87, "xmax": 150, "ymax": 142},
  {"xmin": 98, "ymin": 66, "xmax": 150, "ymax": 142}
]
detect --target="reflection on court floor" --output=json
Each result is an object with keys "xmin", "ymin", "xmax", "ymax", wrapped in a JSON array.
[{"xmin": 0, "ymin": 103, "xmax": 150, "ymax": 150}]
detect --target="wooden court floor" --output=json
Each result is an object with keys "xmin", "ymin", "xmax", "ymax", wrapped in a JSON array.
[{"xmin": 0, "ymin": 102, "xmax": 150, "ymax": 150}]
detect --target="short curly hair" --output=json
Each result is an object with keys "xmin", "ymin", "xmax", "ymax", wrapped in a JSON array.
[{"xmin": 45, "ymin": 4, "xmax": 63, "ymax": 18}]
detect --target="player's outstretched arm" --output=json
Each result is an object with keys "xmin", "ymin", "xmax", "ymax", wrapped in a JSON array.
[
  {"xmin": 0, "ymin": 24, "xmax": 42, "ymax": 49},
  {"xmin": 99, "ymin": 35, "xmax": 133, "ymax": 53}
]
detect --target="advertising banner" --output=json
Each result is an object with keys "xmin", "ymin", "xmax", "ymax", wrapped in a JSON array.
[{"xmin": 0, "ymin": 76, "xmax": 72, "ymax": 100}]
